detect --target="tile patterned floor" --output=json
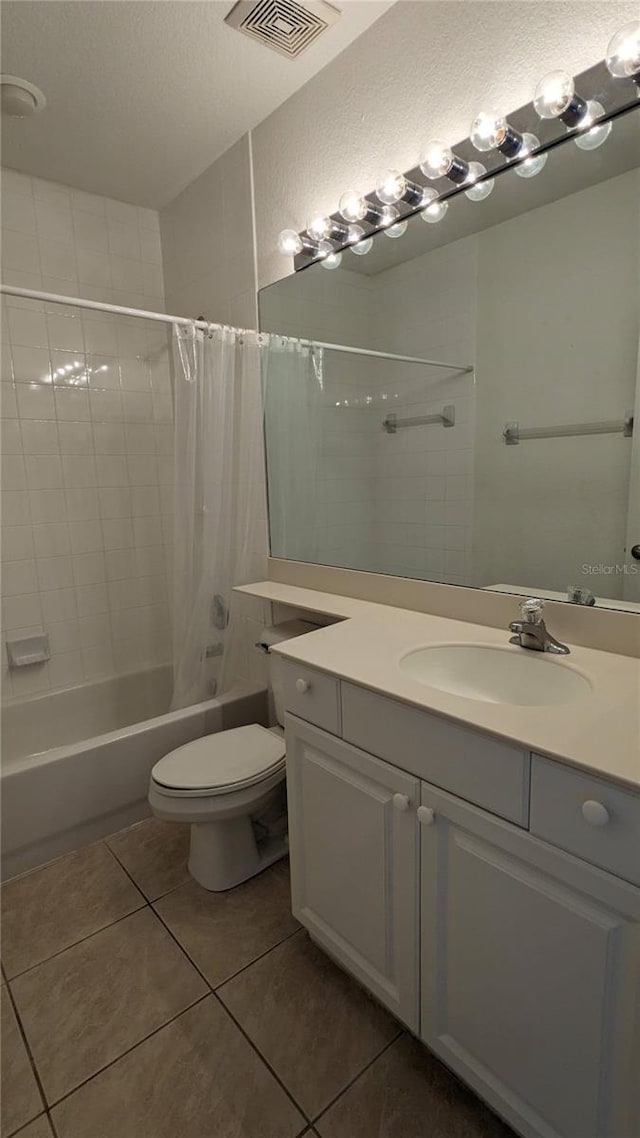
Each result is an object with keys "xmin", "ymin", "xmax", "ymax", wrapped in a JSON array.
[{"xmin": 1, "ymin": 816, "xmax": 516, "ymax": 1138}]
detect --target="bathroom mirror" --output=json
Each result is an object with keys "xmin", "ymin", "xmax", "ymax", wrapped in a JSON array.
[{"xmin": 260, "ymin": 103, "xmax": 640, "ymax": 612}]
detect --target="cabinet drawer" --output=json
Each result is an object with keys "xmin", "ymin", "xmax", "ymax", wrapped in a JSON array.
[
  {"xmin": 530, "ymin": 755, "xmax": 640, "ymax": 886},
  {"xmin": 342, "ymin": 682, "xmax": 529, "ymax": 825},
  {"xmin": 280, "ymin": 659, "xmax": 340, "ymax": 734}
]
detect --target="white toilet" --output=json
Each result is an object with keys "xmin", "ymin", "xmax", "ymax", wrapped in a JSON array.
[{"xmin": 148, "ymin": 620, "xmax": 316, "ymax": 891}]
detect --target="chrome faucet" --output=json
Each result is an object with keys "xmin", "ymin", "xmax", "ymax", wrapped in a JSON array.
[{"xmin": 509, "ymin": 598, "xmax": 570, "ymax": 655}]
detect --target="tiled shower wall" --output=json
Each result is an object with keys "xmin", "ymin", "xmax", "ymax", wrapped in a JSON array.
[{"xmin": 1, "ymin": 168, "xmax": 173, "ymax": 701}]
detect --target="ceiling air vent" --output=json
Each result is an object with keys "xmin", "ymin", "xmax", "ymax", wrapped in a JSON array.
[{"xmin": 225, "ymin": 0, "xmax": 341, "ymax": 59}]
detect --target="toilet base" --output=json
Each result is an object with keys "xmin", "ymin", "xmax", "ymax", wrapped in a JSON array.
[{"xmin": 188, "ymin": 817, "xmax": 288, "ymax": 891}]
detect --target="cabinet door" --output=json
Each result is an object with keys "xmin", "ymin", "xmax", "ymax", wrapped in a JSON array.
[
  {"xmin": 285, "ymin": 713, "xmax": 420, "ymax": 1030},
  {"xmin": 420, "ymin": 783, "xmax": 640, "ymax": 1138}
]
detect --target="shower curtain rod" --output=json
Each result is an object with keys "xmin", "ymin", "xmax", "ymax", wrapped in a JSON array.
[{"xmin": 0, "ymin": 285, "xmax": 473, "ymax": 373}]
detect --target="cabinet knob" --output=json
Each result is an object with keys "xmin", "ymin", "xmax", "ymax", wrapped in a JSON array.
[
  {"xmin": 295, "ymin": 678, "xmax": 310, "ymax": 694},
  {"xmin": 417, "ymin": 805, "xmax": 435, "ymax": 826},
  {"xmin": 581, "ymin": 800, "xmax": 610, "ymax": 827},
  {"xmin": 393, "ymin": 793, "xmax": 410, "ymax": 812}
]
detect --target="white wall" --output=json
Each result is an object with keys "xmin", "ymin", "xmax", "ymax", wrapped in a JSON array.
[
  {"xmin": 251, "ymin": 0, "xmax": 639, "ymax": 289},
  {"xmin": 160, "ymin": 136, "xmax": 257, "ymax": 330},
  {"xmin": 1, "ymin": 168, "xmax": 172, "ymax": 701}
]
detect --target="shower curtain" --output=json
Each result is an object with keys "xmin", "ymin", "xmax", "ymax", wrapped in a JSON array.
[{"xmin": 170, "ymin": 324, "xmax": 268, "ymax": 710}]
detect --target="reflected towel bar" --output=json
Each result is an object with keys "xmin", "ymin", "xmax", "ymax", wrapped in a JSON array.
[
  {"xmin": 503, "ymin": 411, "xmax": 634, "ymax": 445},
  {"xmin": 383, "ymin": 406, "xmax": 456, "ymax": 434}
]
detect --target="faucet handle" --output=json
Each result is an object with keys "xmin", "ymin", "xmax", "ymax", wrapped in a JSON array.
[{"xmin": 519, "ymin": 597, "xmax": 545, "ymax": 623}]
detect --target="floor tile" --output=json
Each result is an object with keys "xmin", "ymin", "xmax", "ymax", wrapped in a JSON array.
[
  {"xmin": 11, "ymin": 908, "xmax": 207, "ymax": 1104},
  {"xmin": 12, "ymin": 1117, "xmax": 53, "ymax": 1138},
  {"xmin": 219, "ymin": 931, "xmax": 400, "ymax": 1119},
  {"xmin": 1, "ymin": 987, "xmax": 43, "ymax": 1137},
  {"xmin": 52, "ymin": 996, "xmax": 306, "ymax": 1138},
  {"xmin": 316, "ymin": 1035, "xmax": 516, "ymax": 1138},
  {"xmin": 153, "ymin": 863, "xmax": 300, "ymax": 987},
  {"xmin": 1, "ymin": 843, "xmax": 144, "ymax": 978},
  {"xmin": 106, "ymin": 817, "xmax": 190, "ymax": 901}
]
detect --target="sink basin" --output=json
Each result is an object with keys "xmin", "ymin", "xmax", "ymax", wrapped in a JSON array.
[{"xmin": 399, "ymin": 644, "xmax": 591, "ymax": 706}]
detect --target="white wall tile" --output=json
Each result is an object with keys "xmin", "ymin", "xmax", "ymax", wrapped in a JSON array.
[
  {"xmin": 3, "ymin": 559, "xmax": 38, "ymax": 596},
  {"xmin": 20, "ymin": 419, "xmax": 59, "ymax": 454},
  {"xmin": 33, "ymin": 522, "xmax": 72, "ymax": 558},
  {"xmin": 12, "ymin": 346, "xmax": 52, "ymax": 383},
  {"xmin": 25, "ymin": 454, "xmax": 63, "ymax": 489},
  {"xmin": 68, "ymin": 519, "xmax": 103, "ymax": 554},
  {"xmin": 2, "ymin": 525, "xmax": 35, "ymax": 562},
  {"xmin": 16, "ymin": 384, "xmax": 56, "ymax": 419},
  {"xmin": 36, "ymin": 555, "xmax": 75, "ymax": 591},
  {"xmin": 2, "ymin": 167, "xmax": 169, "ymax": 699},
  {"xmin": 41, "ymin": 586, "xmax": 77, "ymax": 623},
  {"xmin": 2, "ymin": 592, "xmax": 42, "ymax": 630},
  {"xmin": 29, "ymin": 488, "xmax": 67, "ymax": 524}
]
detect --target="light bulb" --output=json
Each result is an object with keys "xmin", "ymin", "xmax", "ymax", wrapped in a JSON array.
[
  {"xmin": 470, "ymin": 111, "xmax": 507, "ymax": 150},
  {"xmin": 384, "ymin": 219, "xmax": 408, "ymax": 239},
  {"xmin": 277, "ymin": 229, "xmax": 303, "ymax": 256},
  {"xmin": 606, "ymin": 20, "xmax": 640, "ymax": 79},
  {"xmin": 470, "ymin": 110, "xmax": 523, "ymax": 157},
  {"xmin": 514, "ymin": 133, "xmax": 548, "ymax": 178},
  {"xmin": 464, "ymin": 162, "xmax": 494, "ymax": 201},
  {"xmin": 574, "ymin": 102, "xmax": 612, "ymax": 151},
  {"xmin": 533, "ymin": 70, "xmax": 588, "ymax": 127},
  {"xmin": 534, "ymin": 70, "xmax": 575, "ymax": 117},
  {"xmin": 338, "ymin": 190, "xmax": 367, "ymax": 223},
  {"xmin": 420, "ymin": 140, "xmax": 453, "ymax": 178},
  {"xmin": 350, "ymin": 236, "xmax": 373, "ymax": 256},
  {"xmin": 419, "ymin": 189, "xmax": 448, "ymax": 224},
  {"xmin": 380, "ymin": 205, "xmax": 399, "ymax": 228},
  {"xmin": 345, "ymin": 224, "xmax": 365, "ymax": 245},
  {"xmin": 307, "ymin": 214, "xmax": 332, "ymax": 241},
  {"xmin": 321, "ymin": 250, "xmax": 343, "ymax": 270},
  {"xmin": 376, "ymin": 169, "xmax": 425, "ymax": 207},
  {"xmin": 376, "ymin": 170, "xmax": 407, "ymax": 205},
  {"xmin": 315, "ymin": 240, "xmax": 334, "ymax": 261}
]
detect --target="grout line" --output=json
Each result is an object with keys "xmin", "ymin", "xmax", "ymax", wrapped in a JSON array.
[
  {"xmin": 212, "ymin": 989, "xmax": 311, "ymax": 1128},
  {"xmin": 4, "ymin": 979, "xmax": 48, "ymax": 1126},
  {"xmin": 151, "ymin": 889, "xmax": 302, "ymax": 993},
  {"xmin": 5, "ymin": 824, "xmax": 383, "ymax": 1132},
  {"xmin": 6, "ymin": 898, "xmax": 149, "ymax": 983},
  {"xmin": 209, "ymin": 924, "xmax": 302, "ymax": 989},
  {"xmin": 143, "ymin": 882, "xmax": 311, "ymax": 1126},
  {"xmin": 311, "ymin": 1030, "xmax": 402, "ymax": 1126},
  {"xmin": 47, "ymin": 1109, "xmax": 60, "ymax": 1138},
  {"xmin": 46, "ymin": 992, "xmax": 211, "ymax": 1113}
]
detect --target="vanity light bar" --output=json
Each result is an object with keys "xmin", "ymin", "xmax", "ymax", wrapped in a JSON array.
[{"xmin": 277, "ymin": 23, "xmax": 640, "ymax": 268}]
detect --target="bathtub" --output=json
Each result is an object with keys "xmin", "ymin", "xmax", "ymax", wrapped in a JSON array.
[{"xmin": 1, "ymin": 665, "xmax": 268, "ymax": 880}]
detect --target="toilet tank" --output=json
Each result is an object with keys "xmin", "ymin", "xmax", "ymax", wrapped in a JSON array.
[{"xmin": 255, "ymin": 620, "xmax": 318, "ymax": 727}]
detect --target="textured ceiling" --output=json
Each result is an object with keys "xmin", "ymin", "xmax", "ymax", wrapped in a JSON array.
[{"xmin": 0, "ymin": 0, "xmax": 393, "ymax": 207}]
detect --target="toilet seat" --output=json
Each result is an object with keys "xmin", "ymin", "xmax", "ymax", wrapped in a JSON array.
[{"xmin": 150, "ymin": 724, "xmax": 286, "ymax": 798}]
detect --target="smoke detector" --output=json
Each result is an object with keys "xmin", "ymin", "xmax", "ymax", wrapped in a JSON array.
[
  {"xmin": 225, "ymin": 0, "xmax": 341, "ymax": 59},
  {"xmin": 1, "ymin": 75, "xmax": 46, "ymax": 117}
]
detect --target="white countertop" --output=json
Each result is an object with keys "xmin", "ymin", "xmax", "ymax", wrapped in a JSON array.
[{"xmin": 235, "ymin": 582, "xmax": 640, "ymax": 790}]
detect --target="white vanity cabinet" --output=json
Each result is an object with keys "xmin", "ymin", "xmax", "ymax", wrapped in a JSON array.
[
  {"xmin": 282, "ymin": 666, "xmax": 640, "ymax": 1138},
  {"xmin": 419, "ymin": 784, "xmax": 640, "ymax": 1138},
  {"xmin": 285, "ymin": 715, "xmax": 420, "ymax": 1030}
]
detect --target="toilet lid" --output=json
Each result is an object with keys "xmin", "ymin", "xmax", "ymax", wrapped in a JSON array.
[{"xmin": 151, "ymin": 725, "xmax": 286, "ymax": 794}]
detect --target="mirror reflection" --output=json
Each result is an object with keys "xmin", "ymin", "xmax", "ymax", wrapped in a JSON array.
[{"xmin": 260, "ymin": 105, "xmax": 640, "ymax": 611}]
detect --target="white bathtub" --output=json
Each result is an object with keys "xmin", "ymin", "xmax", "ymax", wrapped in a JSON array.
[{"xmin": 1, "ymin": 665, "xmax": 268, "ymax": 880}]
